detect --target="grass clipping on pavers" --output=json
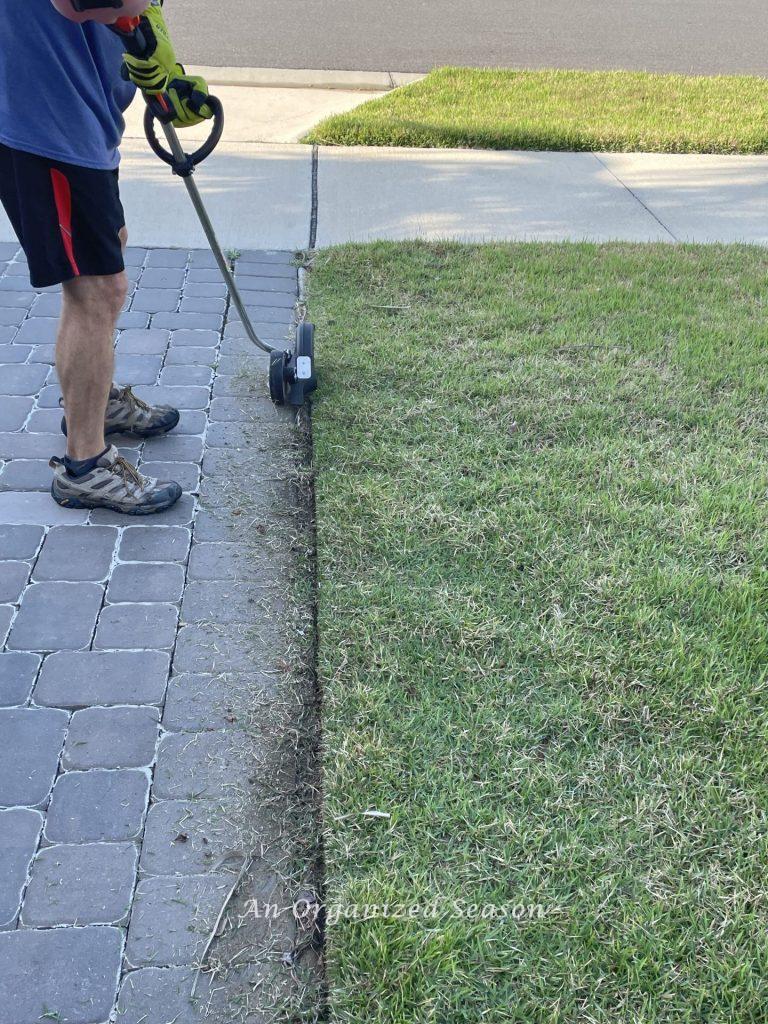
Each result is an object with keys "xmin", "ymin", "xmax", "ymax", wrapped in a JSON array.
[
  {"xmin": 309, "ymin": 241, "xmax": 768, "ymax": 1022},
  {"xmin": 305, "ymin": 66, "xmax": 768, "ymax": 153}
]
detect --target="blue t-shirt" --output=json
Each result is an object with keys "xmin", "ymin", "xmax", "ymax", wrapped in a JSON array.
[{"xmin": 0, "ymin": 0, "xmax": 136, "ymax": 170}]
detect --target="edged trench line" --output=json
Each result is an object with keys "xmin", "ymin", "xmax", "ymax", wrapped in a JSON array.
[{"xmin": 308, "ymin": 145, "xmax": 319, "ymax": 252}]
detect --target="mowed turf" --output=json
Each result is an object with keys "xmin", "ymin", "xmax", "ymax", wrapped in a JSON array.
[
  {"xmin": 310, "ymin": 242, "xmax": 768, "ymax": 1023},
  {"xmin": 305, "ymin": 66, "xmax": 768, "ymax": 153}
]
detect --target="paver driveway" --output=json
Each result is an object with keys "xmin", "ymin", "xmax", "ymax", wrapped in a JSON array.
[{"xmin": 0, "ymin": 241, "xmax": 316, "ymax": 1023}]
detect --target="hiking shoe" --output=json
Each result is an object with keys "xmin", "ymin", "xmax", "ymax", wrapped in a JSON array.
[
  {"xmin": 61, "ymin": 384, "xmax": 180, "ymax": 438},
  {"xmin": 50, "ymin": 445, "xmax": 182, "ymax": 515}
]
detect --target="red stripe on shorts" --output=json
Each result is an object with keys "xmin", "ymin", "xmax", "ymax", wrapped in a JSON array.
[{"xmin": 49, "ymin": 169, "xmax": 80, "ymax": 277}]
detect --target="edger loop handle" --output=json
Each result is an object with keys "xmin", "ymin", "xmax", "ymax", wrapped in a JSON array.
[{"xmin": 143, "ymin": 95, "xmax": 225, "ymax": 177}]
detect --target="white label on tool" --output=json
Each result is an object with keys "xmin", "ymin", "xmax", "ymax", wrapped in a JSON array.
[{"xmin": 296, "ymin": 356, "xmax": 312, "ymax": 380}]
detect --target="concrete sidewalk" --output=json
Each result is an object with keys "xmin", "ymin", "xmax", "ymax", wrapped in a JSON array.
[
  {"xmin": 5, "ymin": 143, "xmax": 768, "ymax": 252},
  {"xmin": 4, "ymin": 74, "xmax": 768, "ymax": 252}
]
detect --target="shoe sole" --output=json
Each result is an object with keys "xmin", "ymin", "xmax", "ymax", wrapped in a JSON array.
[
  {"xmin": 51, "ymin": 484, "xmax": 182, "ymax": 517},
  {"xmin": 61, "ymin": 409, "xmax": 181, "ymax": 439}
]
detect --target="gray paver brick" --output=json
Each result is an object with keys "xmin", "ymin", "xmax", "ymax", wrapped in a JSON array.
[
  {"xmin": 0, "ymin": 926, "xmax": 123, "ymax": 1024},
  {"xmin": 1, "ymin": 262, "xmax": 27, "ymax": 276},
  {"xmin": 0, "ymin": 395, "xmax": 33, "ymax": 430},
  {"xmin": 116, "ymin": 966, "xmax": 221, "ymax": 1024},
  {"xmin": 231, "ymin": 273, "xmax": 296, "ymax": 292},
  {"xmin": 187, "ymin": 541, "xmax": 254, "ymax": 581},
  {"xmin": 0, "ymin": 490, "xmax": 88, "ymax": 526},
  {"xmin": 0, "ymin": 431, "xmax": 62, "ymax": 460},
  {"xmin": 140, "ymin": 798, "xmax": 243, "ymax": 875},
  {"xmin": 13, "ymin": 318, "xmax": 57, "ymax": 345},
  {"xmin": 164, "ymin": 343, "xmax": 217, "ymax": 366},
  {"xmin": 179, "ymin": 296, "xmax": 226, "ymax": 315},
  {"xmin": 0, "ymin": 707, "xmax": 68, "ymax": 807},
  {"xmin": 162, "ymin": 672, "xmax": 263, "ymax": 732},
  {"xmin": 131, "ymin": 288, "xmax": 181, "ymax": 314},
  {"xmin": 204, "ymin": 421, "xmax": 252, "ymax": 448},
  {"xmin": 174, "ymin": 409, "xmax": 208, "ymax": 434},
  {"xmin": 188, "ymin": 249, "xmax": 218, "ymax": 268},
  {"xmin": 8, "ymin": 581, "xmax": 104, "ymax": 651},
  {"xmin": 146, "ymin": 248, "xmax": 188, "ymax": 268},
  {"xmin": 0, "ymin": 460, "xmax": 51, "ymax": 492},
  {"xmin": 0, "ymin": 524, "xmax": 43, "ymax": 559},
  {"xmin": 21, "ymin": 842, "xmax": 138, "ymax": 927},
  {"xmin": 209, "ymin": 396, "xmax": 244, "ymax": 422},
  {"xmin": 117, "ymin": 310, "xmax": 150, "ymax": 330},
  {"xmin": 142, "ymin": 434, "xmax": 204, "ymax": 462},
  {"xmin": 160, "ymin": 364, "xmax": 214, "ymax": 387},
  {"xmin": 173, "ymin": 622, "xmax": 256, "ymax": 674},
  {"xmin": 108, "ymin": 561, "xmax": 185, "ymax": 604},
  {"xmin": 114, "ymin": 353, "xmax": 163, "ymax": 385},
  {"xmin": 116, "ymin": 327, "xmax": 170, "ymax": 354},
  {"xmin": 0, "ymin": 308, "xmax": 26, "ymax": 327},
  {"xmin": 124, "ymin": 873, "xmax": 232, "ymax": 968},
  {"xmin": 35, "ymin": 650, "xmax": 170, "ymax": 708},
  {"xmin": 237, "ymin": 250, "xmax": 294, "ymax": 265},
  {"xmin": 182, "ymin": 580, "xmax": 263, "ymax": 625},
  {"xmin": 210, "ymin": 373, "xmax": 240, "ymax": 399},
  {"xmin": 140, "ymin": 460, "xmax": 200, "ymax": 492},
  {"xmin": 33, "ymin": 525, "xmax": 118, "ymax": 582},
  {"xmin": 229, "ymin": 304, "xmax": 293, "ymax": 324},
  {"xmin": 27, "ymin": 343, "xmax": 56, "ymax": 364},
  {"xmin": 23, "ymin": 407, "xmax": 62, "ymax": 432},
  {"xmin": 45, "ymin": 769, "xmax": 150, "ymax": 842},
  {"xmin": 0, "ymin": 560, "xmax": 30, "ymax": 602},
  {"xmin": 63, "ymin": 705, "xmax": 160, "ymax": 769},
  {"xmin": 0, "ymin": 651, "xmax": 41, "ymax": 706},
  {"xmin": 153, "ymin": 730, "xmax": 252, "ymax": 801},
  {"xmin": 183, "ymin": 281, "xmax": 227, "ymax": 299},
  {"xmin": 124, "ymin": 246, "xmax": 148, "ymax": 267},
  {"xmin": 0, "ymin": 808, "xmax": 43, "ymax": 928},
  {"xmin": 139, "ymin": 267, "xmax": 185, "ymax": 289},
  {"xmin": 187, "ymin": 267, "xmax": 221, "ymax": 283},
  {"xmin": 238, "ymin": 288, "xmax": 296, "ymax": 308},
  {"xmin": 30, "ymin": 292, "xmax": 62, "ymax": 317},
  {"xmin": 35, "ymin": 382, "xmax": 63, "ymax": 407},
  {"xmin": 0, "ymin": 343, "xmax": 31, "ymax": 364},
  {"xmin": 94, "ymin": 602, "xmax": 179, "ymax": 650},
  {"xmin": 224, "ymin": 318, "xmax": 294, "ymax": 342},
  {"xmin": 168, "ymin": 328, "xmax": 219, "ymax": 348},
  {"xmin": 152, "ymin": 312, "xmax": 222, "ymax": 332},
  {"xmin": 118, "ymin": 525, "xmax": 191, "ymax": 563},
  {"xmin": 133, "ymin": 384, "xmax": 210, "ymax": 410},
  {"xmin": 0, "ymin": 292, "xmax": 35, "ymax": 307},
  {"xmin": 193, "ymin": 509, "xmax": 245, "ymax": 542}
]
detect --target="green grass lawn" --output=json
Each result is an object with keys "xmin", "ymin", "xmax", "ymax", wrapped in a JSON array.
[
  {"xmin": 310, "ymin": 241, "xmax": 768, "ymax": 1023},
  {"xmin": 305, "ymin": 66, "xmax": 768, "ymax": 153}
]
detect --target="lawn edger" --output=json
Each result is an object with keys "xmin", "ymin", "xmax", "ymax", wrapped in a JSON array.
[{"xmin": 53, "ymin": 2, "xmax": 317, "ymax": 408}]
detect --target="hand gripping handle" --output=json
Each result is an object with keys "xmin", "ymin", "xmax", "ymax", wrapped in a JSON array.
[{"xmin": 143, "ymin": 95, "xmax": 225, "ymax": 176}]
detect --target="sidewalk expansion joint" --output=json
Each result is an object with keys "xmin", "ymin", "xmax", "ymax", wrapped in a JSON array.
[{"xmin": 593, "ymin": 153, "xmax": 679, "ymax": 242}]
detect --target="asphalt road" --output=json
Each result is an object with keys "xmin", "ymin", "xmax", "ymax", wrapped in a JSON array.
[{"xmin": 168, "ymin": 0, "xmax": 768, "ymax": 75}]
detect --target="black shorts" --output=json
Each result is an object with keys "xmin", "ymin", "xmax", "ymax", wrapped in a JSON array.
[{"xmin": 0, "ymin": 143, "xmax": 126, "ymax": 289}]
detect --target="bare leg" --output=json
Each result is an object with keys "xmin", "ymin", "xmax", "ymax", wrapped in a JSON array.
[{"xmin": 56, "ymin": 268, "xmax": 127, "ymax": 461}]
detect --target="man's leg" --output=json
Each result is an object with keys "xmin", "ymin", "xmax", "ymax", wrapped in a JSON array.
[{"xmin": 57, "ymin": 271, "xmax": 127, "ymax": 460}]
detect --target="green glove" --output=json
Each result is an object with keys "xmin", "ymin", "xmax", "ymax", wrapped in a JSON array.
[
  {"xmin": 164, "ymin": 68, "xmax": 214, "ymax": 128},
  {"xmin": 122, "ymin": 1, "xmax": 177, "ymax": 94}
]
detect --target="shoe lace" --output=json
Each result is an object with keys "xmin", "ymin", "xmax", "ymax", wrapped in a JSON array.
[
  {"xmin": 113, "ymin": 454, "xmax": 145, "ymax": 492},
  {"xmin": 116, "ymin": 384, "xmax": 152, "ymax": 415}
]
